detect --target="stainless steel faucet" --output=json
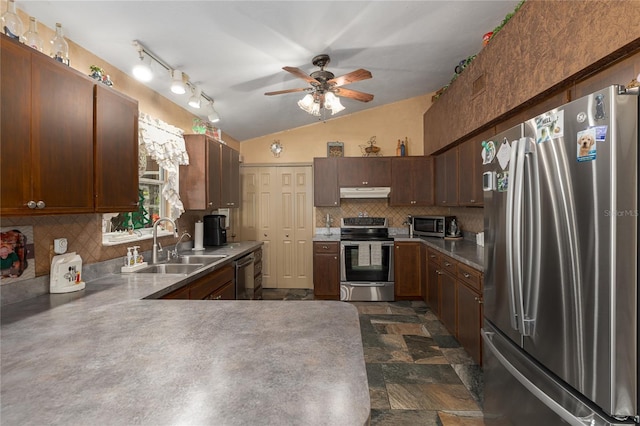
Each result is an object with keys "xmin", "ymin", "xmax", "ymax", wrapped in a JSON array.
[
  {"xmin": 152, "ymin": 217, "xmax": 178, "ymax": 264},
  {"xmin": 168, "ymin": 231, "xmax": 192, "ymax": 260}
]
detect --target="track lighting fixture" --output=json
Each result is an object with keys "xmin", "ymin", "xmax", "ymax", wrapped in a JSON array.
[
  {"xmin": 207, "ymin": 101, "xmax": 220, "ymax": 123},
  {"xmin": 188, "ymin": 87, "xmax": 202, "ymax": 108},
  {"xmin": 131, "ymin": 40, "xmax": 219, "ymax": 122},
  {"xmin": 132, "ymin": 42, "xmax": 153, "ymax": 82},
  {"xmin": 170, "ymin": 70, "xmax": 187, "ymax": 94}
]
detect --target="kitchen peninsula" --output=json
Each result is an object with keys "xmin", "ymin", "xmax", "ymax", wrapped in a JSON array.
[{"xmin": 0, "ymin": 243, "xmax": 370, "ymax": 425}]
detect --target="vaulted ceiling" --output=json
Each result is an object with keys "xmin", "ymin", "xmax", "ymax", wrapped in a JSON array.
[{"xmin": 18, "ymin": 1, "xmax": 520, "ymax": 141}]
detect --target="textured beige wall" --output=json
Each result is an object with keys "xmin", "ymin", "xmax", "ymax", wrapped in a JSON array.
[{"xmin": 239, "ymin": 94, "xmax": 432, "ymax": 163}]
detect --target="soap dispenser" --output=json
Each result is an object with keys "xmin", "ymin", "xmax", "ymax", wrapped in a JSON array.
[
  {"xmin": 126, "ymin": 247, "xmax": 133, "ymax": 266},
  {"xmin": 133, "ymin": 246, "xmax": 141, "ymax": 264}
]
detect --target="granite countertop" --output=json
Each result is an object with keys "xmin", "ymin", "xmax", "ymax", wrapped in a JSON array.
[
  {"xmin": 393, "ymin": 235, "xmax": 484, "ymax": 271},
  {"xmin": 1, "ymin": 242, "xmax": 370, "ymax": 426},
  {"xmin": 313, "ymin": 232, "xmax": 484, "ymax": 271}
]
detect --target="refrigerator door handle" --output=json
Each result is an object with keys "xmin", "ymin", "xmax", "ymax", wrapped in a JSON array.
[
  {"xmin": 506, "ymin": 137, "xmax": 527, "ymax": 334},
  {"xmin": 482, "ymin": 329, "xmax": 598, "ymax": 426},
  {"xmin": 522, "ymin": 138, "xmax": 541, "ymax": 336}
]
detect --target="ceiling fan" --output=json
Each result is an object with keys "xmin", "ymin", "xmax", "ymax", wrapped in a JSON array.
[{"xmin": 265, "ymin": 54, "xmax": 373, "ymax": 115}]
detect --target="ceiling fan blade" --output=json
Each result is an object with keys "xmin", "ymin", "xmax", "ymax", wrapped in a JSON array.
[
  {"xmin": 333, "ymin": 87, "xmax": 374, "ymax": 102},
  {"xmin": 264, "ymin": 87, "xmax": 309, "ymax": 96},
  {"xmin": 283, "ymin": 66, "xmax": 317, "ymax": 84},
  {"xmin": 328, "ymin": 69, "xmax": 372, "ymax": 87}
]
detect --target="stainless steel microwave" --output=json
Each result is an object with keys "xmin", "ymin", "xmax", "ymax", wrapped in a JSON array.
[{"xmin": 412, "ymin": 216, "xmax": 455, "ymax": 238}]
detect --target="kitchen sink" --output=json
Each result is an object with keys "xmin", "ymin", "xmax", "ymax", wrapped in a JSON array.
[
  {"xmin": 169, "ymin": 254, "xmax": 228, "ymax": 265},
  {"xmin": 134, "ymin": 263, "xmax": 205, "ymax": 275}
]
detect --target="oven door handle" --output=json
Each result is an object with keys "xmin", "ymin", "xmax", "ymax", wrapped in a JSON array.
[{"xmin": 345, "ymin": 282, "xmax": 388, "ymax": 287}]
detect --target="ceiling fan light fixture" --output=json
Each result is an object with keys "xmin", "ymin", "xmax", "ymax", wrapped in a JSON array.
[
  {"xmin": 170, "ymin": 70, "xmax": 187, "ymax": 94},
  {"xmin": 325, "ymin": 92, "xmax": 345, "ymax": 115},
  {"xmin": 297, "ymin": 93, "xmax": 315, "ymax": 112},
  {"xmin": 188, "ymin": 87, "xmax": 202, "ymax": 108}
]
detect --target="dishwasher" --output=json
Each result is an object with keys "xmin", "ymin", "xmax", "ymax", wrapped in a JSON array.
[{"xmin": 234, "ymin": 253, "xmax": 255, "ymax": 300}]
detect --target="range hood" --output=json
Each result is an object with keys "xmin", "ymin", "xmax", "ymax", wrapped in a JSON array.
[{"xmin": 339, "ymin": 187, "xmax": 391, "ymax": 199}]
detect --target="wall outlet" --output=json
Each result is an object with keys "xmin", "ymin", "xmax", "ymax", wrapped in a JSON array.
[{"xmin": 53, "ymin": 238, "xmax": 67, "ymax": 254}]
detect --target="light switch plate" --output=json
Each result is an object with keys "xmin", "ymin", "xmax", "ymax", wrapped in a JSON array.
[{"xmin": 54, "ymin": 238, "xmax": 67, "ymax": 254}]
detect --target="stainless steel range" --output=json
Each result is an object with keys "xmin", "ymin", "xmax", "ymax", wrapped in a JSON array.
[{"xmin": 340, "ymin": 217, "xmax": 394, "ymax": 301}]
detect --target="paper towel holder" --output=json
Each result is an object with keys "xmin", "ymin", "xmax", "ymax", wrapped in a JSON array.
[{"xmin": 193, "ymin": 220, "xmax": 205, "ymax": 250}]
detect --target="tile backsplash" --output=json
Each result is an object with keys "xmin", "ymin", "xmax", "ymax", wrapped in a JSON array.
[{"xmin": 316, "ymin": 199, "xmax": 484, "ymax": 233}]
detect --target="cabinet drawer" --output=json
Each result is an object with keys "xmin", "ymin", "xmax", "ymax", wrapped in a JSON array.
[
  {"xmin": 190, "ymin": 265, "xmax": 234, "ymax": 300},
  {"xmin": 207, "ymin": 280, "xmax": 235, "ymax": 300},
  {"xmin": 458, "ymin": 263, "xmax": 482, "ymax": 292},
  {"xmin": 426, "ymin": 248, "xmax": 441, "ymax": 265},
  {"xmin": 314, "ymin": 242, "xmax": 339, "ymax": 254},
  {"xmin": 441, "ymin": 255, "xmax": 457, "ymax": 275}
]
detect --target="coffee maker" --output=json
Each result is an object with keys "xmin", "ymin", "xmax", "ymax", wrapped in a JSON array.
[{"xmin": 203, "ymin": 214, "xmax": 227, "ymax": 246}]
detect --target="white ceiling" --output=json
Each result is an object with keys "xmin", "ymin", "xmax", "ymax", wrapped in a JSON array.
[{"xmin": 18, "ymin": 1, "xmax": 519, "ymax": 141}]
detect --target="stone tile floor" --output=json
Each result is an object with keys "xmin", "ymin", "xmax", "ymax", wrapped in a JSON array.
[{"xmin": 262, "ymin": 289, "xmax": 485, "ymax": 425}]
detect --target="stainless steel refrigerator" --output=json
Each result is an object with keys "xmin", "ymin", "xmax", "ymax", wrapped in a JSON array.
[{"xmin": 481, "ymin": 85, "xmax": 639, "ymax": 425}]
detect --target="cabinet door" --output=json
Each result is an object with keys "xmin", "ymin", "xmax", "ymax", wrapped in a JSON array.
[
  {"xmin": 427, "ymin": 261, "xmax": 440, "ymax": 315},
  {"xmin": 0, "ymin": 36, "xmax": 31, "ymax": 215},
  {"xmin": 94, "ymin": 84, "xmax": 139, "ymax": 212},
  {"xmin": 180, "ymin": 135, "xmax": 222, "ymax": 210},
  {"xmin": 457, "ymin": 281, "xmax": 483, "ymax": 364},
  {"xmin": 313, "ymin": 243, "xmax": 340, "ymax": 299},
  {"xmin": 435, "ymin": 147, "xmax": 458, "ymax": 206},
  {"xmin": 458, "ymin": 137, "xmax": 486, "ymax": 206},
  {"xmin": 313, "ymin": 157, "xmax": 339, "ymax": 206},
  {"xmin": 190, "ymin": 264, "xmax": 234, "ymax": 300},
  {"xmin": 390, "ymin": 157, "xmax": 434, "ymax": 206},
  {"xmin": 438, "ymin": 270, "xmax": 457, "ymax": 335},
  {"xmin": 220, "ymin": 144, "xmax": 240, "ymax": 208},
  {"xmin": 338, "ymin": 157, "xmax": 391, "ymax": 187},
  {"xmin": 394, "ymin": 242, "xmax": 423, "ymax": 299},
  {"xmin": 31, "ymin": 53, "xmax": 95, "ymax": 214}
]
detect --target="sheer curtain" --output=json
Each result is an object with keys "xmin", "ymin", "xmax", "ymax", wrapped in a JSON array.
[{"xmin": 138, "ymin": 112, "xmax": 189, "ymax": 219}]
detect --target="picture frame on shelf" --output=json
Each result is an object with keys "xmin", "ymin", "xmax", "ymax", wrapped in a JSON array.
[{"xmin": 327, "ymin": 142, "xmax": 344, "ymax": 157}]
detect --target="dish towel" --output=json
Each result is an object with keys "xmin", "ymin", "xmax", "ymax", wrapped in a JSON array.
[
  {"xmin": 358, "ymin": 243, "xmax": 370, "ymax": 266},
  {"xmin": 370, "ymin": 242, "xmax": 382, "ymax": 266}
]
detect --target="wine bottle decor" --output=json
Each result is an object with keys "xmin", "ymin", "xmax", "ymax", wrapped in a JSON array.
[
  {"xmin": 1, "ymin": 0, "xmax": 23, "ymax": 40},
  {"xmin": 23, "ymin": 16, "xmax": 43, "ymax": 52},
  {"xmin": 50, "ymin": 23, "xmax": 69, "ymax": 65}
]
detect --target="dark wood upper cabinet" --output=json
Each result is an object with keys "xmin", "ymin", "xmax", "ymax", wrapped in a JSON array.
[
  {"xmin": 313, "ymin": 157, "xmax": 339, "ymax": 207},
  {"xmin": 94, "ymin": 84, "xmax": 139, "ymax": 212},
  {"xmin": 1, "ymin": 35, "xmax": 94, "ymax": 216},
  {"xmin": 390, "ymin": 156, "xmax": 434, "ymax": 206},
  {"xmin": 337, "ymin": 157, "xmax": 391, "ymax": 187},
  {"xmin": 457, "ymin": 140, "xmax": 484, "ymax": 206},
  {"xmin": 221, "ymin": 144, "xmax": 240, "ymax": 208},
  {"xmin": 434, "ymin": 147, "xmax": 458, "ymax": 207},
  {"xmin": 181, "ymin": 135, "xmax": 240, "ymax": 210}
]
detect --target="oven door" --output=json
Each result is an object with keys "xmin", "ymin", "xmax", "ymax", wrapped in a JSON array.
[{"xmin": 340, "ymin": 241, "xmax": 394, "ymax": 282}]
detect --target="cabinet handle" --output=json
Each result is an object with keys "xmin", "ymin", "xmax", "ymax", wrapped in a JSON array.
[
  {"xmin": 474, "ymin": 297, "xmax": 483, "ymax": 304},
  {"xmin": 36, "ymin": 200, "xmax": 45, "ymax": 209},
  {"xmin": 429, "ymin": 254, "xmax": 436, "ymax": 258},
  {"xmin": 27, "ymin": 201, "xmax": 37, "ymax": 209},
  {"xmin": 286, "ymin": 234, "xmax": 289, "ymax": 238},
  {"xmin": 334, "ymin": 202, "xmax": 337, "ymax": 205},
  {"xmin": 463, "ymin": 272, "xmax": 470, "ymax": 278},
  {"xmin": 470, "ymin": 199, "xmax": 476, "ymax": 203},
  {"xmin": 322, "ymin": 245, "xmax": 328, "ymax": 249},
  {"xmin": 264, "ymin": 234, "xmax": 267, "ymax": 237},
  {"xmin": 208, "ymin": 202, "xmax": 213, "ymax": 206},
  {"xmin": 334, "ymin": 256, "xmax": 337, "ymax": 260},
  {"xmin": 444, "ymin": 262, "xmax": 451, "ymax": 267},
  {"xmin": 214, "ymin": 295, "xmax": 222, "ymax": 300},
  {"xmin": 436, "ymin": 270, "xmax": 443, "ymax": 275}
]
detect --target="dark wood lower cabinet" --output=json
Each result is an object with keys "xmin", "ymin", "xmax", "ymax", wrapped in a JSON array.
[
  {"xmin": 161, "ymin": 264, "xmax": 235, "ymax": 300},
  {"xmin": 394, "ymin": 242, "xmax": 423, "ymax": 300},
  {"xmin": 313, "ymin": 242, "xmax": 340, "ymax": 300},
  {"xmin": 426, "ymin": 248, "xmax": 484, "ymax": 365}
]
